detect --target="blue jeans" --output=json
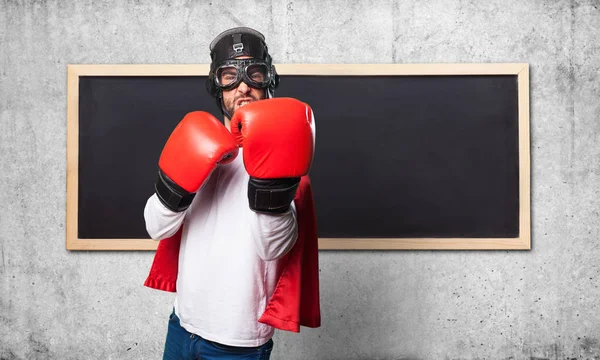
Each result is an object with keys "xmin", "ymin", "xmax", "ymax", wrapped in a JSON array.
[{"xmin": 163, "ymin": 309, "xmax": 274, "ymax": 360}]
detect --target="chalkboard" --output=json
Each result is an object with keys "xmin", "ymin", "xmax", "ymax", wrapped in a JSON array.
[{"xmin": 66, "ymin": 64, "xmax": 530, "ymax": 250}]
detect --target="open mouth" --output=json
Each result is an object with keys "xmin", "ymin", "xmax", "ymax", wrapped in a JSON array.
[{"xmin": 236, "ymin": 98, "xmax": 254, "ymax": 108}]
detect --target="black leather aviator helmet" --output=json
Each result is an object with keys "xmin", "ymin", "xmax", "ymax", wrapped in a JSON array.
[{"xmin": 206, "ymin": 27, "xmax": 280, "ymax": 119}]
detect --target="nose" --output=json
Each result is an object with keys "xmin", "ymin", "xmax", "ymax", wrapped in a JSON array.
[{"xmin": 237, "ymin": 80, "xmax": 251, "ymax": 94}]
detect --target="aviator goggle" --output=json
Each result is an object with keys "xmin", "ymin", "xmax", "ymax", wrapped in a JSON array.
[{"xmin": 214, "ymin": 59, "xmax": 272, "ymax": 91}]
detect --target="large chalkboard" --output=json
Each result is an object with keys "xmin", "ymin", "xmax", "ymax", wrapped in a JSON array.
[{"xmin": 66, "ymin": 64, "xmax": 530, "ymax": 250}]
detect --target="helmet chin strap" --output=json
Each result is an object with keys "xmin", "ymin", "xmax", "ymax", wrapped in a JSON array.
[{"xmin": 220, "ymin": 96, "xmax": 233, "ymax": 122}]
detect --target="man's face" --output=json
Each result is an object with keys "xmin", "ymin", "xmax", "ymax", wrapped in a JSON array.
[{"xmin": 221, "ymin": 56, "xmax": 267, "ymax": 119}]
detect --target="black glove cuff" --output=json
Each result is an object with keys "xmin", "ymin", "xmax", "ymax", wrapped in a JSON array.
[
  {"xmin": 155, "ymin": 170, "xmax": 196, "ymax": 212},
  {"xmin": 248, "ymin": 177, "xmax": 300, "ymax": 214}
]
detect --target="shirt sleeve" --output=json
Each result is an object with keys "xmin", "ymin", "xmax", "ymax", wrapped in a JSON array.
[
  {"xmin": 249, "ymin": 202, "xmax": 298, "ymax": 261},
  {"xmin": 143, "ymin": 193, "xmax": 186, "ymax": 240}
]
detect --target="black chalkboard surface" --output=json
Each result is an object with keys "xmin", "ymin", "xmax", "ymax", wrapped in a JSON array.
[{"xmin": 66, "ymin": 64, "xmax": 530, "ymax": 250}]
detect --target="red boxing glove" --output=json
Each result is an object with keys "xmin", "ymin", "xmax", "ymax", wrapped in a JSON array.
[
  {"xmin": 230, "ymin": 97, "xmax": 315, "ymax": 213},
  {"xmin": 156, "ymin": 111, "xmax": 238, "ymax": 212}
]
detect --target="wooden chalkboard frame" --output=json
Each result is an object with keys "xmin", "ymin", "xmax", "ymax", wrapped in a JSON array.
[{"xmin": 66, "ymin": 63, "xmax": 530, "ymax": 251}]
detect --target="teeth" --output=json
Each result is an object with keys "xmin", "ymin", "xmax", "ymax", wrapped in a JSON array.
[{"xmin": 239, "ymin": 101, "xmax": 251, "ymax": 107}]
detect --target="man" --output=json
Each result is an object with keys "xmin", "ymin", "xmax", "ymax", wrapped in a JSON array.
[{"xmin": 143, "ymin": 27, "xmax": 320, "ymax": 359}]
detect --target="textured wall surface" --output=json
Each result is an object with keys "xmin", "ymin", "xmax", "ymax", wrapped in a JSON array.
[{"xmin": 1, "ymin": 0, "xmax": 600, "ymax": 359}]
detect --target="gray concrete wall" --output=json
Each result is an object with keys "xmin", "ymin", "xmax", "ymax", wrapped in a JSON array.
[{"xmin": 1, "ymin": 0, "xmax": 599, "ymax": 359}]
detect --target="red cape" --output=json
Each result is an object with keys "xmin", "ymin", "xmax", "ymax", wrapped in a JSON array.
[{"xmin": 144, "ymin": 176, "xmax": 321, "ymax": 332}]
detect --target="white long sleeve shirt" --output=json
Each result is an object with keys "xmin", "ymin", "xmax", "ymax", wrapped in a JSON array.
[{"xmin": 143, "ymin": 148, "xmax": 298, "ymax": 347}]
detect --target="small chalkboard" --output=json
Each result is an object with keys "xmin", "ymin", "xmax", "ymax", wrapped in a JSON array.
[{"xmin": 66, "ymin": 63, "xmax": 530, "ymax": 250}]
